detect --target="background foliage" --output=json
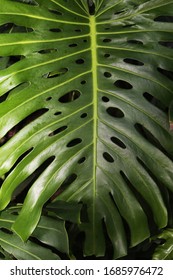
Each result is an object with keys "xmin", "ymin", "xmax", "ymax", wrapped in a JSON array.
[{"xmin": 0, "ymin": 0, "xmax": 173, "ymax": 259}]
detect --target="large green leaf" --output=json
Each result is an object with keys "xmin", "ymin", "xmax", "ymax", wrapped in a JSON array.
[{"xmin": 0, "ymin": 0, "xmax": 173, "ymax": 258}]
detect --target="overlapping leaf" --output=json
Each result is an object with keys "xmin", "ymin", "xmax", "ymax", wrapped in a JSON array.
[
  {"xmin": 0, "ymin": 0, "xmax": 173, "ymax": 258},
  {"xmin": 0, "ymin": 205, "xmax": 69, "ymax": 259}
]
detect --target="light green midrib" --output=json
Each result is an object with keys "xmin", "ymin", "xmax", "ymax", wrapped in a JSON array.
[{"xmin": 90, "ymin": 15, "xmax": 98, "ymax": 251}]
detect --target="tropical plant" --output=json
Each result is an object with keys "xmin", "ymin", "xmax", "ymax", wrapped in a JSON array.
[{"xmin": 0, "ymin": 0, "xmax": 173, "ymax": 260}]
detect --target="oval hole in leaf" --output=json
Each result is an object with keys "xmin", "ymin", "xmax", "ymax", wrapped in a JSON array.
[
  {"xmin": 49, "ymin": 28, "xmax": 62, "ymax": 32},
  {"xmin": 69, "ymin": 43, "xmax": 78, "ymax": 47},
  {"xmin": 114, "ymin": 80, "xmax": 133, "ymax": 89},
  {"xmin": 107, "ymin": 107, "xmax": 124, "ymax": 118},
  {"xmin": 111, "ymin": 137, "xmax": 126, "ymax": 149},
  {"xmin": 43, "ymin": 68, "xmax": 68, "ymax": 79},
  {"xmin": 157, "ymin": 67, "xmax": 173, "ymax": 81},
  {"xmin": 102, "ymin": 96, "xmax": 109, "ymax": 102},
  {"xmin": 38, "ymin": 48, "xmax": 57, "ymax": 54},
  {"xmin": 80, "ymin": 113, "xmax": 87, "ymax": 118},
  {"xmin": 49, "ymin": 126, "xmax": 67, "ymax": 137},
  {"xmin": 78, "ymin": 157, "xmax": 86, "ymax": 164},
  {"xmin": 154, "ymin": 16, "xmax": 173, "ymax": 22},
  {"xmin": 81, "ymin": 80, "xmax": 86, "ymax": 85},
  {"xmin": 103, "ymin": 38, "xmax": 112, "ymax": 43},
  {"xmin": 76, "ymin": 59, "xmax": 85, "ymax": 64},
  {"xmin": 124, "ymin": 58, "xmax": 144, "ymax": 66},
  {"xmin": 0, "ymin": 228, "xmax": 13, "ymax": 234},
  {"xmin": 104, "ymin": 72, "xmax": 112, "ymax": 78},
  {"xmin": 67, "ymin": 138, "xmax": 82, "ymax": 148},
  {"xmin": 104, "ymin": 53, "xmax": 110, "ymax": 58},
  {"xmin": 103, "ymin": 152, "xmax": 114, "ymax": 163},
  {"xmin": 143, "ymin": 92, "xmax": 168, "ymax": 113},
  {"xmin": 159, "ymin": 41, "xmax": 173, "ymax": 49},
  {"xmin": 127, "ymin": 39, "xmax": 143, "ymax": 45},
  {"xmin": 46, "ymin": 97, "xmax": 52, "ymax": 101},
  {"xmin": 59, "ymin": 90, "xmax": 81, "ymax": 103},
  {"xmin": 54, "ymin": 111, "xmax": 62, "ymax": 116}
]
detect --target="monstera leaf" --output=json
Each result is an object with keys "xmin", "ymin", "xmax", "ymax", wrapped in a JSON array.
[{"xmin": 0, "ymin": 0, "xmax": 173, "ymax": 259}]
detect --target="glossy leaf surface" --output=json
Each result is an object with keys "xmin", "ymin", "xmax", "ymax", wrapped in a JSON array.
[{"xmin": 0, "ymin": 0, "xmax": 173, "ymax": 258}]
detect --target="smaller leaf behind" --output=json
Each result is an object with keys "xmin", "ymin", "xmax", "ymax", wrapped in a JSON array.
[
  {"xmin": 0, "ymin": 206, "xmax": 70, "ymax": 259},
  {"xmin": 152, "ymin": 229, "xmax": 173, "ymax": 260}
]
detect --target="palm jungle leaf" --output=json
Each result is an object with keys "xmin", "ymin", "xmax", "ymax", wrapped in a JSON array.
[{"xmin": 0, "ymin": 0, "xmax": 173, "ymax": 258}]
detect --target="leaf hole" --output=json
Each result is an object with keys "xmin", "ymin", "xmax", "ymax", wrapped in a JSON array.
[
  {"xmin": 103, "ymin": 152, "xmax": 114, "ymax": 163},
  {"xmin": 54, "ymin": 112, "xmax": 62, "ymax": 116},
  {"xmin": 49, "ymin": 126, "xmax": 68, "ymax": 137},
  {"xmin": 107, "ymin": 107, "xmax": 124, "ymax": 118},
  {"xmin": 127, "ymin": 39, "xmax": 143, "ymax": 45},
  {"xmin": 75, "ymin": 58, "xmax": 85, "ymax": 64},
  {"xmin": 103, "ymin": 38, "xmax": 112, "ymax": 43},
  {"xmin": 11, "ymin": 212, "xmax": 19, "ymax": 216},
  {"xmin": 0, "ymin": 228, "xmax": 13, "ymax": 235},
  {"xmin": 111, "ymin": 137, "xmax": 126, "ymax": 149},
  {"xmin": 83, "ymin": 39, "xmax": 87, "ymax": 43},
  {"xmin": 102, "ymin": 96, "xmax": 109, "ymax": 102},
  {"xmin": 104, "ymin": 72, "xmax": 112, "ymax": 78},
  {"xmin": 81, "ymin": 80, "xmax": 86, "ymax": 85},
  {"xmin": 54, "ymin": 174, "xmax": 77, "ymax": 197},
  {"xmin": 75, "ymin": 29, "xmax": 82, "ymax": 32},
  {"xmin": 59, "ymin": 90, "xmax": 81, "ymax": 103},
  {"xmin": 143, "ymin": 92, "xmax": 168, "ymax": 113},
  {"xmin": 49, "ymin": 28, "xmax": 62, "ymax": 33},
  {"xmin": 69, "ymin": 43, "xmax": 78, "ymax": 47},
  {"xmin": 120, "ymin": 170, "xmax": 158, "ymax": 233},
  {"xmin": 154, "ymin": 16, "xmax": 173, "ymax": 22},
  {"xmin": 67, "ymin": 138, "xmax": 82, "ymax": 148},
  {"xmin": 43, "ymin": 68, "xmax": 68, "ymax": 79},
  {"xmin": 38, "ymin": 48, "xmax": 57, "ymax": 54},
  {"xmin": 80, "ymin": 113, "xmax": 87, "ymax": 118},
  {"xmin": 0, "ymin": 92, "xmax": 10, "ymax": 104},
  {"xmin": 134, "ymin": 123, "xmax": 172, "ymax": 159},
  {"xmin": 114, "ymin": 80, "xmax": 133, "ymax": 89},
  {"xmin": 12, "ymin": 156, "xmax": 56, "ymax": 203},
  {"xmin": 78, "ymin": 157, "xmax": 86, "ymax": 164},
  {"xmin": 157, "ymin": 67, "xmax": 173, "ymax": 81},
  {"xmin": 5, "ymin": 147, "xmax": 34, "ymax": 178},
  {"xmin": 6, "ymin": 55, "xmax": 25, "ymax": 68},
  {"xmin": 46, "ymin": 97, "xmax": 52, "ymax": 101},
  {"xmin": 104, "ymin": 53, "xmax": 110, "ymax": 58},
  {"xmin": 159, "ymin": 41, "xmax": 173, "ymax": 49},
  {"xmin": 0, "ymin": 109, "xmax": 48, "ymax": 146},
  {"xmin": 124, "ymin": 58, "xmax": 144, "ymax": 66}
]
